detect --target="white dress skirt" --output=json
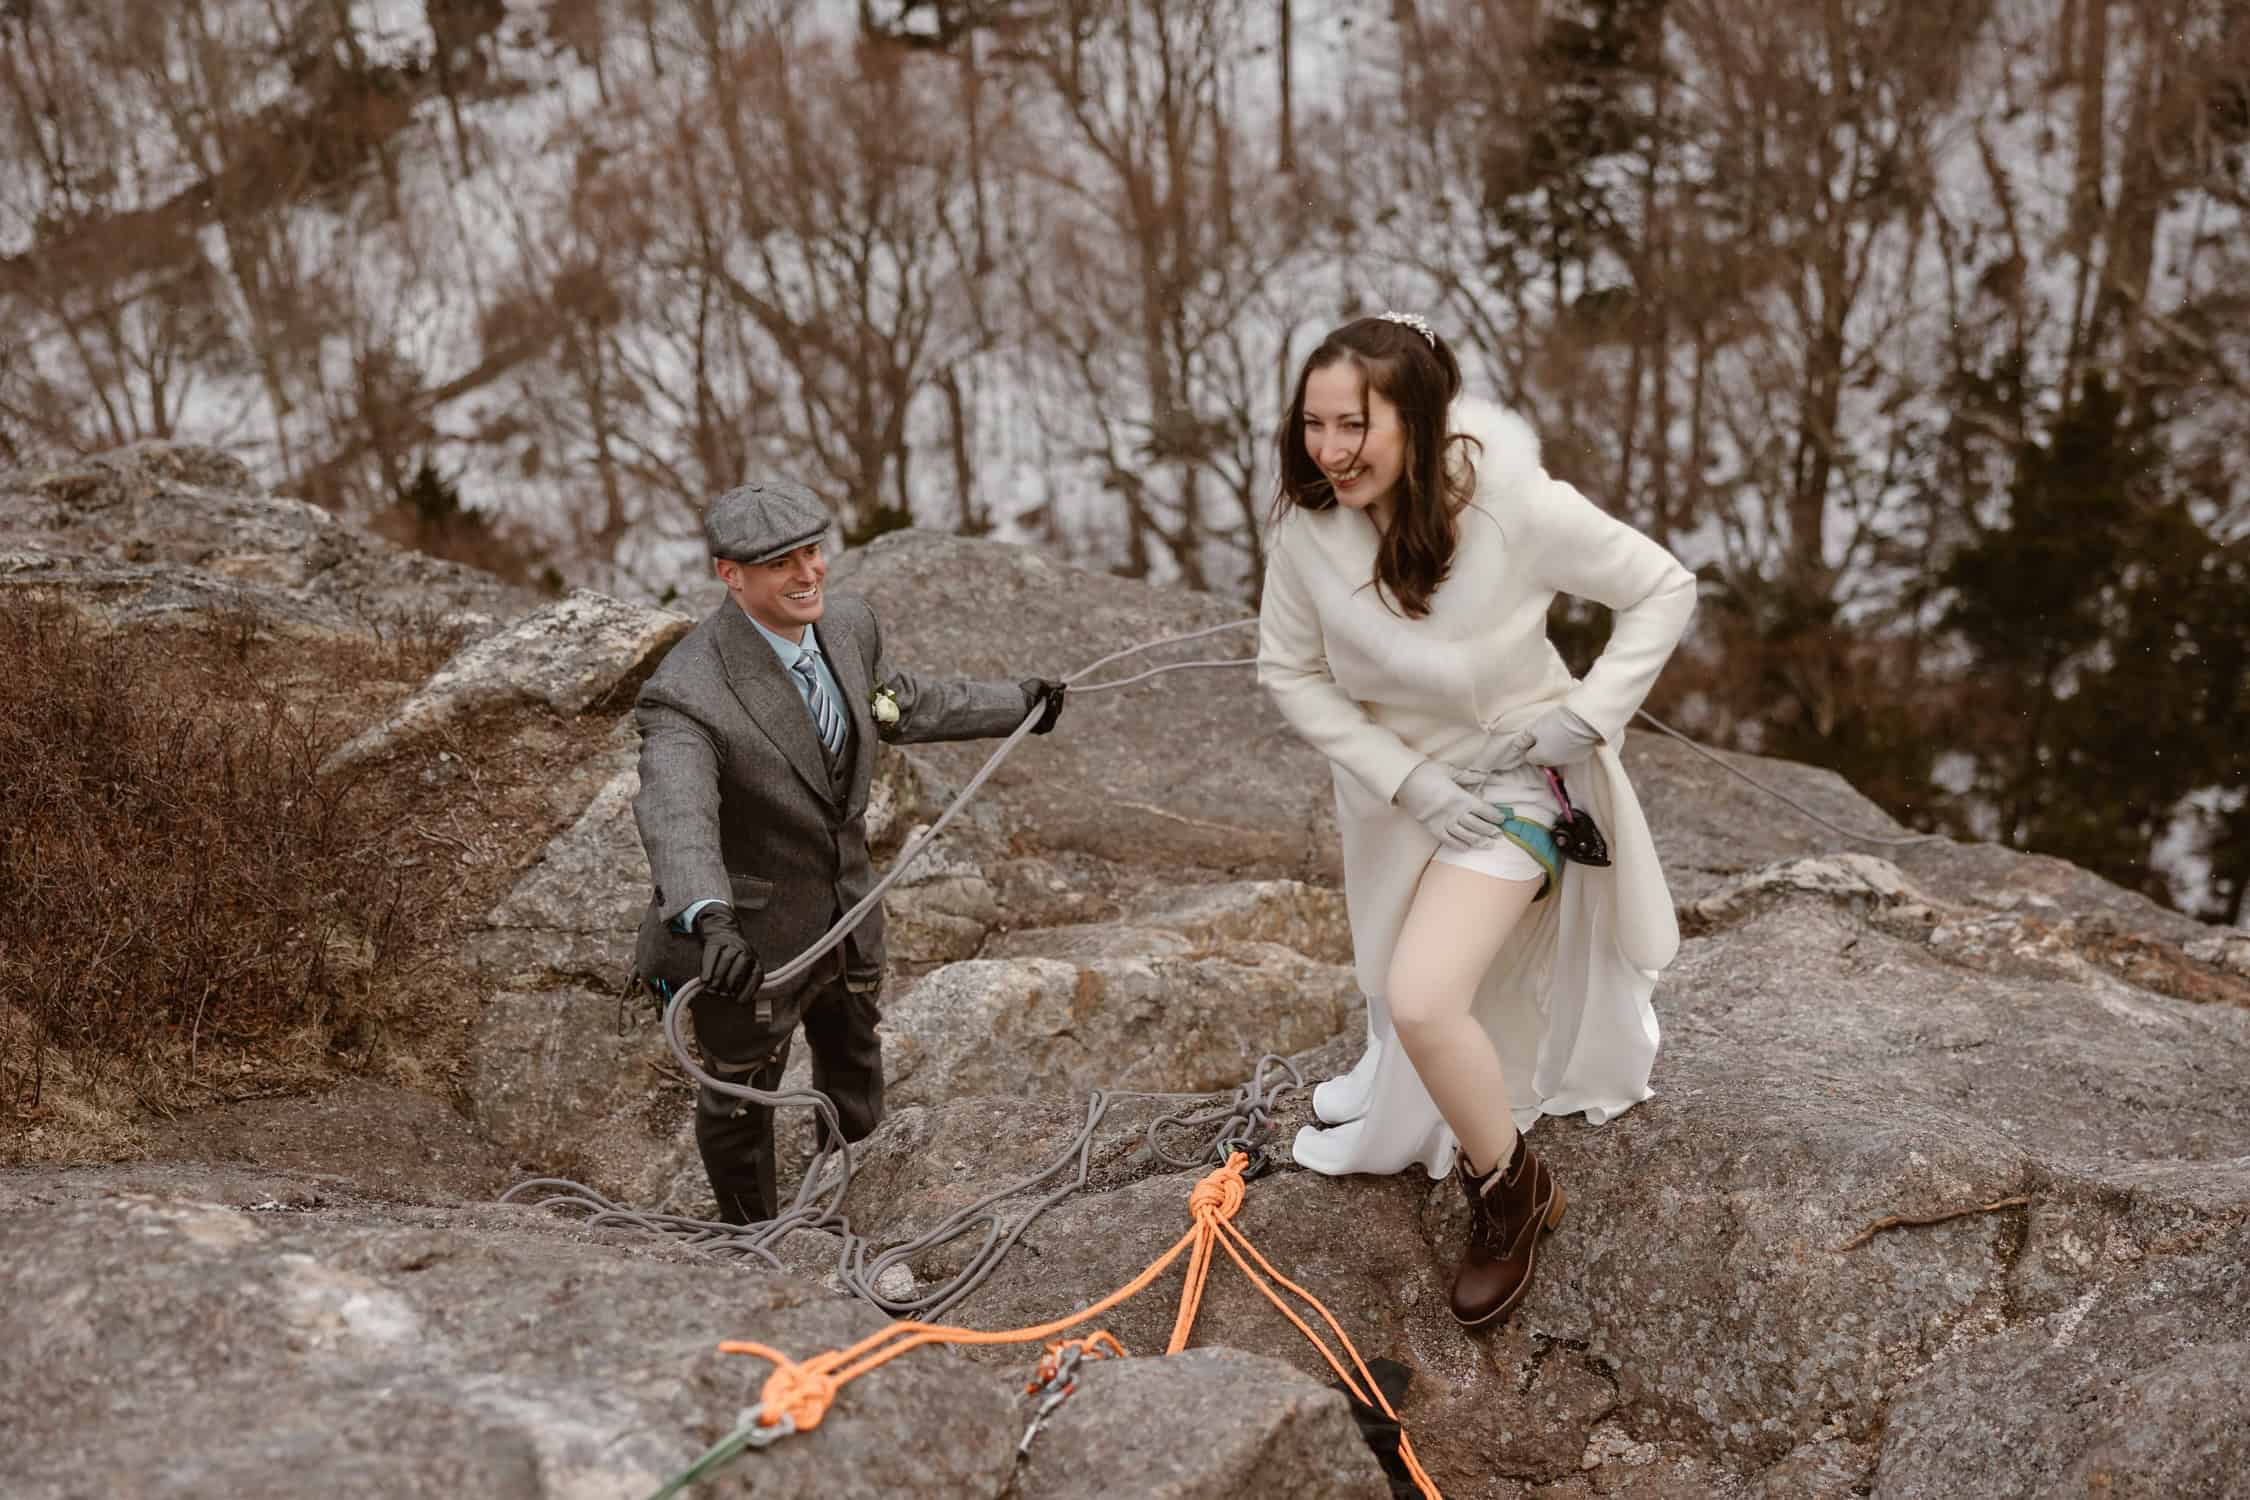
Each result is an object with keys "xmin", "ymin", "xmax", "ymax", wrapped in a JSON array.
[{"xmin": 1294, "ymin": 763, "xmax": 1656, "ymax": 1179}]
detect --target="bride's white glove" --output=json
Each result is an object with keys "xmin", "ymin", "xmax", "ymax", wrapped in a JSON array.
[
  {"xmin": 1471, "ymin": 704, "xmax": 1604, "ymax": 773},
  {"xmin": 1395, "ymin": 760, "xmax": 1504, "ymax": 850}
]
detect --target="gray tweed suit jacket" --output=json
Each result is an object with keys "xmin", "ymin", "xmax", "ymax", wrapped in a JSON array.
[{"xmin": 631, "ymin": 591, "xmax": 1026, "ymax": 997}]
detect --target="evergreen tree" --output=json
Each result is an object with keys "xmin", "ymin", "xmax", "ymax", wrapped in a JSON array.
[
  {"xmin": 400, "ymin": 457, "xmax": 480, "ymax": 537},
  {"xmin": 1944, "ymin": 377, "xmax": 2140, "ymax": 848},
  {"xmin": 1943, "ymin": 376, "xmax": 2248, "ymax": 909}
]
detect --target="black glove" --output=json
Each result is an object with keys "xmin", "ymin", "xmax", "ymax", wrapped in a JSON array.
[
  {"xmin": 693, "ymin": 906, "xmax": 761, "ymax": 1001},
  {"xmin": 1018, "ymin": 677, "xmax": 1068, "ymax": 735}
]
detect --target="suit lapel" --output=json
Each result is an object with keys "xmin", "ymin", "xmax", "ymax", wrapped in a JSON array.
[
  {"xmin": 815, "ymin": 615, "xmax": 875, "ymax": 806},
  {"xmin": 713, "ymin": 605, "xmax": 835, "ymax": 805}
]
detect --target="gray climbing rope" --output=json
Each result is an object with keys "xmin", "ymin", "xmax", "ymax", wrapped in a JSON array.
[
  {"xmin": 751, "ymin": 617, "xmax": 1264, "ymax": 991},
  {"xmin": 506, "ymin": 984, "xmax": 1303, "ymax": 1317},
  {"xmin": 1627, "ymin": 709, "xmax": 1946, "ymax": 849}
]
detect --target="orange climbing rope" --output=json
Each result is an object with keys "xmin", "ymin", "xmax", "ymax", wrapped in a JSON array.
[{"xmin": 715, "ymin": 1153, "xmax": 1443, "ymax": 1499}]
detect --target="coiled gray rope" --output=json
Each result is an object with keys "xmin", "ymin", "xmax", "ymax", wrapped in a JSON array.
[
  {"xmin": 503, "ymin": 1054, "xmax": 1302, "ymax": 1317},
  {"xmin": 1141, "ymin": 1053, "xmax": 1303, "ymax": 1170}
]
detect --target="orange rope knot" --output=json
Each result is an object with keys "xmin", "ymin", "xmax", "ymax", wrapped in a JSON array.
[
  {"xmin": 1188, "ymin": 1153, "xmax": 1247, "ymax": 1223},
  {"xmin": 715, "ymin": 1341, "xmax": 844, "ymax": 1433},
  {"xmin": 759, "ymin": 1359, "xmax": 841, "ymax": 1431}
]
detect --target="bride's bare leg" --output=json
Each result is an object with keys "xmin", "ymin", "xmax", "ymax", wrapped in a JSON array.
[
  {"xmin": 1386, "ymin": 862, "xmax": 1543, "ymax": 1174},
  {"xmin": 1392, "ymin": 861, "xmax": 1565, "ymax": 1329}
]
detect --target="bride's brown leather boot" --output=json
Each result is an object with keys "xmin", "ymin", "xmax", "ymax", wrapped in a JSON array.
[{"xmin": 1450, "ymin": 1135, "xmax": 1565, "ymax": 1328}]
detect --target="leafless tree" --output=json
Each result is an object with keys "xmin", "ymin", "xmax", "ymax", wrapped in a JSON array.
[
  {"xmin": 1000, "ymin": 0, "xmax": 1313, "ymax": 589},
  {"xmin": 688, "ymin": 29, "xmax": 1007, "ymax": 536},
  {"xmin": 0, "ymin": 2, "xmax": 232, "ymax": 451}
]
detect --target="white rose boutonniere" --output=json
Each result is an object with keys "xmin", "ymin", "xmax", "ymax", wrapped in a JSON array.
[{"xmin": 870, "ymin": 686, "xmax": 901, "ymax": 727}]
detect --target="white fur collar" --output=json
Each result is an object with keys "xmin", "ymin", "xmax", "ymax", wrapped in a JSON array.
[{"xmin": 1451, "ymin": 397, "xmax": 1545, "ymax": 503}]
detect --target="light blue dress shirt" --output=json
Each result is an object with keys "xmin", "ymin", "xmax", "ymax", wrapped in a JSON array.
[{"xmin": 674, "ymin": 609, "xmax": 850, "ymax": 932}]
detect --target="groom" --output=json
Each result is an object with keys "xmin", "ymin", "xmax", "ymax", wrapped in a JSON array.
[{"xmin": 631, "ymin": 478, "xmax": 1067, "ymax": 1222}]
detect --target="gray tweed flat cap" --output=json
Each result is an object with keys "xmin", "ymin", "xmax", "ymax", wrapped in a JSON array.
[{"xmin": 704, "ymin": 479, "xmax": 832, "ymax": 563}]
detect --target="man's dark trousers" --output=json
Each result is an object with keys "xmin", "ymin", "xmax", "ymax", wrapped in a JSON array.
[{"xmin": 691, "ymin": 939, "xmax": 883, "ymax": 1225}]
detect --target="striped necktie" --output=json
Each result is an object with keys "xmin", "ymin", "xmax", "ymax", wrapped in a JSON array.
[{"xmin": 790, "ymin": 650, "xmax": 848, "ymax": 773}]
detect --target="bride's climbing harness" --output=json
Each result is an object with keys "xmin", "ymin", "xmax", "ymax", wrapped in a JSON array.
[{"xmin": 1542, "ymin": 767, "xmax": 1612, "ymax": 868}]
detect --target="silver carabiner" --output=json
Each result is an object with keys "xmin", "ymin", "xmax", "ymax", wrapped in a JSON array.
[{"xmin": 735, "ymin": 1404, "xmax": 797, "ymax": 1449}]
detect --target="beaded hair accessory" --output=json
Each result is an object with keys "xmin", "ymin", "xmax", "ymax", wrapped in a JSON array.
[{"xmin": 1378, "ymin": 310, "xmax": 1436, "ymax": 347}]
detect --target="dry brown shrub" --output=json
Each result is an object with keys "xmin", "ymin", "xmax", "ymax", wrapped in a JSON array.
[
  {"xmin": 0, "ymin": 601, "xmax": 414, "ymax": 1115},
  {"xmin": 0, "ymin": 595, "xmax": 625, "ymax": 1155}
]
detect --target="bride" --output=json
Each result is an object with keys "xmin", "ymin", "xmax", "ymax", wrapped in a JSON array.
[{"xmin": 1257, "ymin": 312, "xmax": 1695, "ymax": 1328}]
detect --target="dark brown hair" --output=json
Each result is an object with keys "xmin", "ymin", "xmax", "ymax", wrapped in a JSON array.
[{"xmin": 1273, "ymin": 316, "xmax": 1479, "ymax": 618}]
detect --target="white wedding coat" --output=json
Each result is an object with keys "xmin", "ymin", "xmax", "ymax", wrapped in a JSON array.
[{"xmin": 1258, "ymin": 398, "xmax": 1696, "ymax": 1177}]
